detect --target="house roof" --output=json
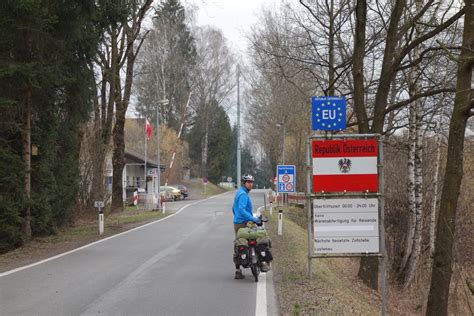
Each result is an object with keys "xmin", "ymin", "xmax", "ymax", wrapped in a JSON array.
[{"xmin": 124, "ymin": 150, "xmax": 165, "ymax": 170}]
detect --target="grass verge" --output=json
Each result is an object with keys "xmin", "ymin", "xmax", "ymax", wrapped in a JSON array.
[
  {"xmin": 0, "ymin": 208, "xmax": 170, "ymax": 273},
  {"xmin": 264, "ymin": 208, "xmax": 381, "ymax": 315},
  {"xmin": 59, "ymin": 208, "xmax": 170, "ymax": 241},
  {"xmin": 181, "ymin": 179, "xmax": 228, "ymax": 198}
]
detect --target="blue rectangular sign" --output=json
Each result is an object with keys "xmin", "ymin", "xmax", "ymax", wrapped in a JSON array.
[
  {"xmin": 277, "ymin": 165, "xmax": 296, "ymax": 193},
  {"xmin": 311, "ymin": 96, "xmax": 346, "ymax": 131}
]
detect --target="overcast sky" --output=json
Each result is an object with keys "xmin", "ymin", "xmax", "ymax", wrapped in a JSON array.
[
  {"xmin": 128, "ymin": 1, "xmax": 277, "ymax": 123},
  {"xmin": 194, "ymin": 0, "xmax": 275, "ymax": 54},
  {"xmin": 192, "ymin": 1, "xmax": 278, "ymax": 127}
]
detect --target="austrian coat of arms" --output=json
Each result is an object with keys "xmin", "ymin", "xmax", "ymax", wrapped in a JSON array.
[{"xmin": 338, "ymin": 158, "xmax": 352, "ymax": 173}]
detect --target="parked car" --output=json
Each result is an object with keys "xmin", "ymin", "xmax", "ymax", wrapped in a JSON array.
[
  {"xmin": 160, "ymin": 186, "xmax": 181, "ymax": 201},
  {"xmin": 173, "ymin": 184, "xmax": 188, "ymax": 200}
]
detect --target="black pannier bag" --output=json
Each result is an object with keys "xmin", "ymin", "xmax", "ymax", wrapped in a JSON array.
[
  {"xmin": 256, "ymin": 244, "xmax": 273, "ymax": 262},
  {"xmin": 234, "ymin": 238, "xmax": 250, "ymax": 267},
  {"xmin": 235, "ymin": 246, "xmax": 250, "ymax": 267}
]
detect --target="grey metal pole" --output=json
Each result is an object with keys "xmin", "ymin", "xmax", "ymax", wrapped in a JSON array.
[
  {"xmin": 282, "ymin": 123, "xmax": 286, "ymax": 164},
  {"xmin": 156, "ymin": 105, "xmax": 161, "ymax": 211},
  {"xmin": 144, "ymin": 118, "xmax": 147, "ymax": 193},
  {"xmin": 306, "ymin": 138, "xmax": 313, "ymax": 278},
  {"xmin": 158, "ymin": 39, "xmax": 167, "ymax": 212},
  {"xmin": 379, "ymin": 136, "xmax": 386, "ymax": 316},
  {"xmin": 237, "ymin": 65, "xmax": 241, "ymax": 188},
  {"xmin": 282, "ymin": 124, "xmax": 287, "ymax": 209}
]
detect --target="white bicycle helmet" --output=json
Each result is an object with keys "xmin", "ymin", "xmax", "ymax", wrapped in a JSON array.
[{"xmin": 241, "ymin": 174, "xmax": 255, "ymax": 182}]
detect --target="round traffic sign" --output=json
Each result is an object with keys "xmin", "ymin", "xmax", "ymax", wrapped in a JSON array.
[
  {"xmin": 282, "ymin": 174, "xmax": 290, "ymax": 182},
  {"xmin": 286, "ymin": 183, "xmax": 293, "ymax": 191}
]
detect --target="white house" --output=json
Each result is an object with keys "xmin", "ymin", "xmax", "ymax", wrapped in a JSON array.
[{"xmin": 121, "ymin": 150, "xmax": 165, "ymax": 204}]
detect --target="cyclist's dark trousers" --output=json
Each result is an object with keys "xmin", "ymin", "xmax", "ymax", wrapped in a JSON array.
[
  {"xmin": 234, "ymin": 222, "xmax": 248, "ymax": 237},
  {"xmin": 234, "ymin": 222, "xmax": 248, "ymax": 269}
]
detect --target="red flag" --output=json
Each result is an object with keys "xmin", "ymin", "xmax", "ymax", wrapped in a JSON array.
[{"xmin": 145, "ymin": 118, "xmax": 152, "ymax": 140}]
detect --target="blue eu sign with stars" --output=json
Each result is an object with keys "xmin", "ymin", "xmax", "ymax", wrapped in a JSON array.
[{"xmin": 311, "ymin": 96, "xmax": 346, "ymax": 131}]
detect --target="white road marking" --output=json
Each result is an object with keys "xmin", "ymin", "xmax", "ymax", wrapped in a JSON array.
[
  {"xmin": 0, "ymin": 192, "xmax": 229, "ymax": 278},
  {"xmin": 255, "ymin": 203, "xmax": 271, "ymax": 316},
  {"xmin": 256, "ymin": 271, "xmax": 267, "ymax": 316}
]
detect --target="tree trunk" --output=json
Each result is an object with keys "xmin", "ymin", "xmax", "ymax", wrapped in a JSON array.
[
  {"xmin": 371, "ymin": 0, "xmax": 406, "ymax": 133},
  {"xmin": 401, "ymin": 16, "xmax": 425, "ymax": 280},
  {"xmin": 90, "ymin": 141, "xmax": 107, "ymax": 209},
  {"xmin": 22, "ymin": 87, "xmax": 32, "ymax": 239},
  {"xmin": 352, "ymin": 0, "xmax": 369, "ymax": 133},
  {"xmin": 355, "ymin": 0, "xmax": 389, "ymax": 290},
  {"xmin": 429, "ymin": 133, "xmax": 442, "ymax": 257},
  {"xmin": 403, "ymin": 103, "xmax": 424, "ymax": 288},
  {"xmin": 401, "ymin": 104, "xmax": 417, "ymax": 272},
  {"xmin": 202, "ymin": 121, "xmax": 209, "ymax": 177},
  {"xmin": 426, "ymin": 1, "xmax": 473, "ymax": 313},
  {"xmin": 111, "ymin": 65, "xmax": 124, "ymax": 213}
]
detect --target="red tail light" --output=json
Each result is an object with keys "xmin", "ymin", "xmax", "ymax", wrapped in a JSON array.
[{"xmin": 248, "ymin": 240, "xmax": 257, "ymax": 246}]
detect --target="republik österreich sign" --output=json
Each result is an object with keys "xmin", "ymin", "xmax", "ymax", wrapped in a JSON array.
[{"xmin": 312, "ymin": 139, "xmax": 378, "ymax": 193}]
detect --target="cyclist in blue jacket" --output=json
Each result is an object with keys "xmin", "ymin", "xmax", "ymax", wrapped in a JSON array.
[
  {"xmin": 232, "ymin": 174, "xmax": 266, "ymax": 279},
  {"xmin": 232, "ymin": 174, "xmax": 261, "ymax": 236}
]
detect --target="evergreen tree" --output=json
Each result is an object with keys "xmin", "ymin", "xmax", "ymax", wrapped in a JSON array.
[
  {"xmin": 0, "ymin": 0, "xmax": 100, "ymax": 251},
  {"xmin": 228, "ymin": 125, "xmax": 270, "ymax": 187},
  {"xmin": 188, "ymin": 102, "xmax": 232, "ymax": 182}
]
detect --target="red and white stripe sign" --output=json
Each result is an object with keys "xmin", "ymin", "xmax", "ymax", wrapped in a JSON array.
[{"xmin": 312, "ymin": 139, "xmax": 378, "ymax": 192}]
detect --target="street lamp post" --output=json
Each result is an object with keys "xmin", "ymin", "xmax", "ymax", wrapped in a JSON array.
[
  {"xmin": 157, "ymin": 99, "xmax": 168, "ymax": 211},
  {"xmin": 151, "ymin": 14, "xmax": 168, "ymax": 211},
  {"xmin": 237, "ymin": 65, "xmax": 241, "ymax": 188}
]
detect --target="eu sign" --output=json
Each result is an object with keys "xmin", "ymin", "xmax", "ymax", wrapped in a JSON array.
[{"xmin": 312, "ymin": 96, "xmax": 346, "ymax": 131}]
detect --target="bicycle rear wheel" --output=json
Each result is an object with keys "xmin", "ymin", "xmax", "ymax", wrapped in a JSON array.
[{"xmin": 251, "ymin": 264, "xmax": 259, "ymax": 282}]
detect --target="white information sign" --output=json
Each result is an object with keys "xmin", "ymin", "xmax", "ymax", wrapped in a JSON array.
[
  {"xmin": 313, "ymin": 198, "xmax": 379, "ymax": 254},
  {"xmin": 94, "ymin": 201, "xmax": 104, "ymax": 208},
  {"xmin": 277, "ymin": 165, "xmax": 296, "ymax": 193},
  {"xmin": 147, "ymin": 168, "xmax": 158, "ymax": 176}
]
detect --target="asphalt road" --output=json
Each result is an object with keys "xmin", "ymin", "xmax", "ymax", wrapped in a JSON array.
[{"xmin": 0, "ymin": 189, "xmax": 278, "ymax": 316}]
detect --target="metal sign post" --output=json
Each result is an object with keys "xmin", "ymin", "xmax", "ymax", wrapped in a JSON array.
[
  {"xmin": 378, "ymin": 136, "xmax": 387, "ymax": 316},
  {"xmin": 306, "ymin": 139, "xmax": 313, "ymax": 278},
  {"xmin": 306, "ymin": 134, "xmax": 386, "ymax": 315}
]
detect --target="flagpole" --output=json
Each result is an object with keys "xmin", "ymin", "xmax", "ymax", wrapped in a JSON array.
[{"xmin": 144, "ymin": 118, "xmax": 147, "ymax": 193}]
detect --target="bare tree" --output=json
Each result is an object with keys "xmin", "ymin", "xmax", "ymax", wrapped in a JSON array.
[
  {"xmin": 110, "ymin": 0, "xmax": 153, "ymax": 213},
  {"xmin": 85, "ymin": 0, "xmax": 153, "ymax": 213},
  {"xmin": 247, "ymin": 0, "xmax": 465, "ymax": 292},
  {"xmin": 135, "ymin": 0, "xmax": 196, "ymax": 130},
  {"xmin": 189, "ymin": 26, "xmax": 235, "ymax": 176},
  {"xmin": 427, "ymin": 0, "xmax": 474, "ymax": 313}
]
